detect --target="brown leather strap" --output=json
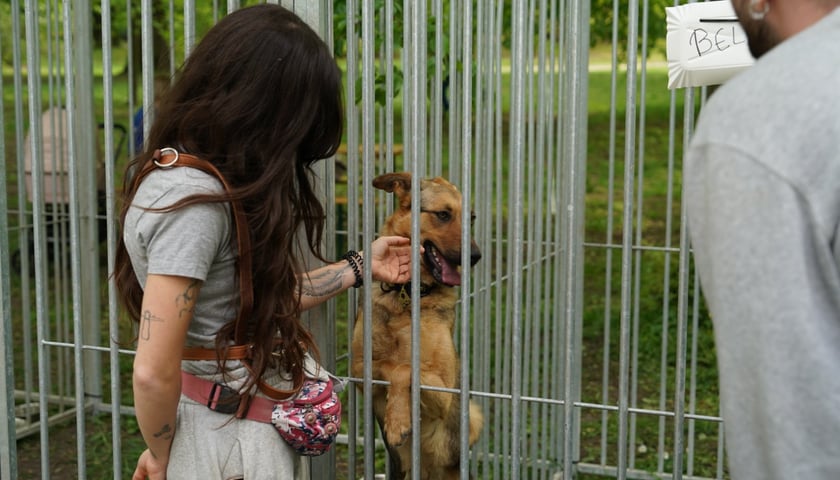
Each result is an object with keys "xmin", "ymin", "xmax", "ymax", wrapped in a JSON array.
[
  {"xmin": 180, "ymin": 371, "xmax": 278, "ymax": 422},
  {"xmin": 130, "ymin": 148, "xmax": 253, "ymax": 359},
  {"xmin": 181, "ymin": 344, "xmax": 252, "ymax": 361},
  {"xmin": 133, "ymin": 148, "xmax": 297, "ymax": 400}
]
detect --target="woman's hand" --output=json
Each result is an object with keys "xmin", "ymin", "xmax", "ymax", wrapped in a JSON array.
[
  {"xmin": 296, "ymin": 236, "xmax": 420, "ymax": 310},
  {"xmin": 367, "ymin": 236, "xmax": 417, "ymax": 284},
  {"xmin": 132, "ymin": 448, "xmax": 168, "ymax": 480}
]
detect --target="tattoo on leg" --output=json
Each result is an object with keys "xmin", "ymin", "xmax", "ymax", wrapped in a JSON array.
[
  {"xmin": 301, "ymin": 267, "xmax": 345, "ymax": 297},
  {"xmin": 175, "ymin": 279, "xmax": 201, "ymax": 319},
  {"xmin": 140, "ymin": 310, "xmax": 165, "ymax": 341}
]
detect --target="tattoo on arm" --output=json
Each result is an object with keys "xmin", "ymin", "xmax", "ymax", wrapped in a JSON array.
[
  {"xmin": 140, "ymin": 310, "xmax": 165, "ymax": 341},
  {"xmin": 148, "ymin": 423, "xmax": 174, "ymax": 459},
  {"xmin": 301, "ymin": 267, "xmax": 345, "ymax": 297},
  {"xmin": 175, "ymin": 279, "xmax": 201, "ymax": 319},
  {"xmin": 153, "ymin": 423, "xmax": 174, "ymax": 440}
]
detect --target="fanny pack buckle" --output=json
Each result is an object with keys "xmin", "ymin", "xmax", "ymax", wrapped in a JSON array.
[{"xmin": 208, "ymin": 382, "xmax": 241, "ymax": 415}]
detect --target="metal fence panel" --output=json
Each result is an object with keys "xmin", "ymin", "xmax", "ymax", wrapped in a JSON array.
[{"xmin": 0, "ymin": 0, "xmax": 725, "ymax": 478}]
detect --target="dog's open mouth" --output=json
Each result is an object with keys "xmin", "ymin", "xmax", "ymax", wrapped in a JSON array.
[{"xmin": 423, "ymin": 241, "xmax": 462, "ymax": 286}]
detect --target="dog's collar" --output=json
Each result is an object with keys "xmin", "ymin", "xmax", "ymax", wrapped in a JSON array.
[{"xmin": 380, "ymin": 282, "xmax": 436, "ymax": 307}]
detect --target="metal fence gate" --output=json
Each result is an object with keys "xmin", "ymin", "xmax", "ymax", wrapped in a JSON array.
[{"xmin": 0, "ymin": 0, "xmax": 726, "ymax": 479}]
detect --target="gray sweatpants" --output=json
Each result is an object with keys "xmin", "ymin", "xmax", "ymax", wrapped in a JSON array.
[{"xmin": 166, "ymin": 395, "xmax": 308, "ymax": 479}]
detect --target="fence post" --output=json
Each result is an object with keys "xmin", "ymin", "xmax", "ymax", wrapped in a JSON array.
[
  {"xmin": 0, "ymin": 33, "xmax": 19, "ymax": 479},
  {"xmin": 294, "ymin": 1, "xmax": 338, "ymax": 479},
  {"xmin": 72, "ymin": 0, "xmax": 104, "ymax": 406}
]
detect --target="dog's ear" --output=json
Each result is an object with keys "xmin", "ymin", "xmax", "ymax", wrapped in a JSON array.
[{"xmin": 372, "ymin": 172, "xmax": 412, "ymax": 197}]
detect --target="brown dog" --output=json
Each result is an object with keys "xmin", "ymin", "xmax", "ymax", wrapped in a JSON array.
[{"xmin": 351, "ymin": 172, "xmax": 484, "ymax": 480}]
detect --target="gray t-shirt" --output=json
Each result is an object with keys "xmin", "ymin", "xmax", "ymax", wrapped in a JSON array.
[
  {"xmin": 124, "ymin": 165, "xmax": 239, "ymax": 350},
  {"xmin": 123, "ymin": 164, "xmax": 329, "ymax": 385},
  {"xmin": 685, "ymin": 8, "xmax": 840, "ymax": 480},
  {"xmin": 124, "ymin": 164, "xmax": 328, "ymax": 476}
]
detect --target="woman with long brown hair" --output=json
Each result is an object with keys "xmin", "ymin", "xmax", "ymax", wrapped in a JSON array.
[{"xmin": 115, "ymin": 5, "xmax": 414, "ymax": 479}]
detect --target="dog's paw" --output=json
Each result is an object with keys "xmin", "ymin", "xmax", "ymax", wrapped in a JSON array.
[{"xmin": 385, "ymin": 418, "xmax": 412, "ymax": 447}]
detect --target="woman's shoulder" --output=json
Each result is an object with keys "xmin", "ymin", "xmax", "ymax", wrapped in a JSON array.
[{"xmin": 133, "ymin": 166, "xmax": 226, "ymax": 208}]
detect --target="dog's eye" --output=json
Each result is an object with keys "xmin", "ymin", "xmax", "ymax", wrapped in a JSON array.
[{"xmin": 436, "ymin": 211, "xmax": 452, "ymax": 222}]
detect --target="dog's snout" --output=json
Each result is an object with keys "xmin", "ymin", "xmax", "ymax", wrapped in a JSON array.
[{"xmin": 470, "ymin": 242, "xmax": 482, "ymax": 266}]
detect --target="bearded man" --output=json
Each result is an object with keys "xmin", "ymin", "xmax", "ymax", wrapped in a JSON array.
[{"xmin": 684, "ymin": 1, "xmax": 840, "ymax": 479}]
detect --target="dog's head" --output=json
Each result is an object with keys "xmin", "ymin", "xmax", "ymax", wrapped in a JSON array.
[{"xmin": 373, "ymin": 172, "xmax": 481, "ymax": 287}]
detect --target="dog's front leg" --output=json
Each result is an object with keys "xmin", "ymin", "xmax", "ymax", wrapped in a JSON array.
[
  {"xmin": 418, "ymin": 371, "xmax": 454, "ymax": 419},
  {"xmin": 383, "ymin": 363, "xmax": 413, "ymax": 446}
]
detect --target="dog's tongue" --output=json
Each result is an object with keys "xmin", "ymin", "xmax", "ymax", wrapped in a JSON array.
[{"xmin": 440, "ymin": 257, "xmax": 462, "ymax": 286}]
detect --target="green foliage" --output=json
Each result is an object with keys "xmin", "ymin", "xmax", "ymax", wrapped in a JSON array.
[
  {"xmin": 333, "ymin": 0, "xmax": 408, "ymax": 106},
  {"xmin": 590, "ymin": 0, "xmax": 671, "ymax": 61},
  {"xmin": 0, "ymin": 2, "xmax": 10, "ymax": 66}
]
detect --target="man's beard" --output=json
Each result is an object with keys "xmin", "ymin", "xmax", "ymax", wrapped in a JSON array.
[
  {"xmin": 744, "ymin": 20, "xmax": 780, "ymax": 58},
  {"xmin": 733, "ymin": 4, "xmax": 781, "ymax": 58}
]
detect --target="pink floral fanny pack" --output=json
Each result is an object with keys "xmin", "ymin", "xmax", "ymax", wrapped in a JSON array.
[{"xmin": 271, "ymin": 376, "xmax": 343, "ymax": 456}]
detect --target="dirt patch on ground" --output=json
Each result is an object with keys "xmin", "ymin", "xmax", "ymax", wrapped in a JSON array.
[{"xmin": 16, "ymin": 422, "xmax": 80, "ymax": 478}]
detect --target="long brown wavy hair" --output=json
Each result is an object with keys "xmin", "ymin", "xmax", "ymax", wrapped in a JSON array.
[{"xmin": 114, "ymin": 4, "xmax": 343, "ymax": 397}]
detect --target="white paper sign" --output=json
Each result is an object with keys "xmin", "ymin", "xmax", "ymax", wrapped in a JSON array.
[{"xmin": 665, "ymin": 2, "xmax": 754, "ymax": 89}]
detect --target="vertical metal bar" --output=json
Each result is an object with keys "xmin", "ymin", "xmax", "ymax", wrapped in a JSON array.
[
  {"xmin": 74, "ymin": 0, "xmax": 102, "ymax": 418},
  {"xmin": 458, "ymin": 0, "xmax": 473, "ymax": 473},
  {"xmin": 630, "ymin": 0, "xmax": 650, "ymax": 471},
  {"xmin": 534, "ymin": 1, "xmax": 552, "ymax": 476},
  {"xmin": 563, "ymin": 0, "xmax": 588, "ymax": 477},
  {"xmin": 142, "ymin": 0, "xmax": 155, "ymax": 157},
  {"xmin": 408, "ymin": 0, "xmax": 427, "ymax": 476},
  {"xmin": 509, "ymin": 0, "xmax": 527, "ymax": 476},
  {"xmin": 717, "ymin": 423, "xmax": 726, "ymax": 479},
  {"xmin": 98, "ymin": 0, "xmax": 124, "ymax": 476},
  {"xmin": 661, "ymin": 49, "xmax": 682, "ymax": 479},
  {"xmin": 304, "ymin": 2, "xmax": 338, "ymax": 478},
  {"xmin": 545, "ymin": 0, "xmax": 561, "ymax": 472},
  {"xmin": 46, "ymin": 0, "xmax": 69, "ymax": 416},
  {"xmin": 472, "ymin": 1, "xmax": 492, "ymax": 474},
  {"xmin": 472, "ymin": 0, "xmax": 485, "ymax": 398},
  {"xmin": 360, "ymin": 0, "xmax": 377, "ymax": 476},
  {"xmin": 23, "ymin": 2, "xmax": 53, "ymax": 477},
  {"xmin": 671, "ymin": 85, "xmax": 697, "ymax": 480},
  {"xmin": 126, "ymin": 0, "xmax": 136, "ymax": 157},
  {"xmin": 168, "ymin": 0, "xmax": 176, "ymax": 76},
  {"xmin": 62, "ymin": 0, "xmax": 90, "ymax": 476},
  {"xmin": 601, "ymin": 0, "xmax": 620, "ymax": 463},
  {"xmin": 343, "ymin": 0, "xmax": 368, "ymax": 477},
  {"xmin": 447, "ymin": 0, "xmax": 460, "ymax": 182},
  {"xmin": 522, "ymin": 0, "xmax": 536, "ymax": 473},
  {"xmin": 687, "ymin": 266, "xmax": 702, "ymax": 477},
  {"xmin": 0, "ymin": 31, "xmax": 18, "ymax": 480},
  {"xmin": 184, "ymin": 0, "xmax": 196, "ymax": 57},
  {"xmin": 11, "ymin": 0, "xmax": 36, "ymax": 441},
  {"xmin": 384, "ymin": 0, "xmax": 395, "ymax": 175},
  {"xmin": 429, "ymin": 0, "xmax": 452, "ymax": 175},
  {"xmin": 493, "ymin": 2, "xmax": 506, "ymax": 476},
  {"xmin": 617, "ymin": 0, "xmax": 640, "ymax": 477},
  {"xmin": 344, "ymin": 3, "xmax": 359, "ymax": 476},
  {"xmin": 537, "ymin": 1, "xmax": 551, "ymax": 475},
  {"xmin": 553, "ymin": 1, "xmax": 570, "ymax": 476},
  {"xmin": 401, "ymin": 0, "xmax": 410, "ymax": 167},
  {"xmin": 475, "ymin": 2, "xmax": 500, "ymax": 476}
]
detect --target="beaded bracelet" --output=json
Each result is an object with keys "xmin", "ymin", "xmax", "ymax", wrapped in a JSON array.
[{"xmin": 342, "ymin": 250, "xmax": 364, "ymax": 288}]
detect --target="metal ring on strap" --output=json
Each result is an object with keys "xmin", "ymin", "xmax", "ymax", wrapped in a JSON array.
[{"xmin": 154, "ymin": 147, "xmax": 180, "ymax": 168}]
